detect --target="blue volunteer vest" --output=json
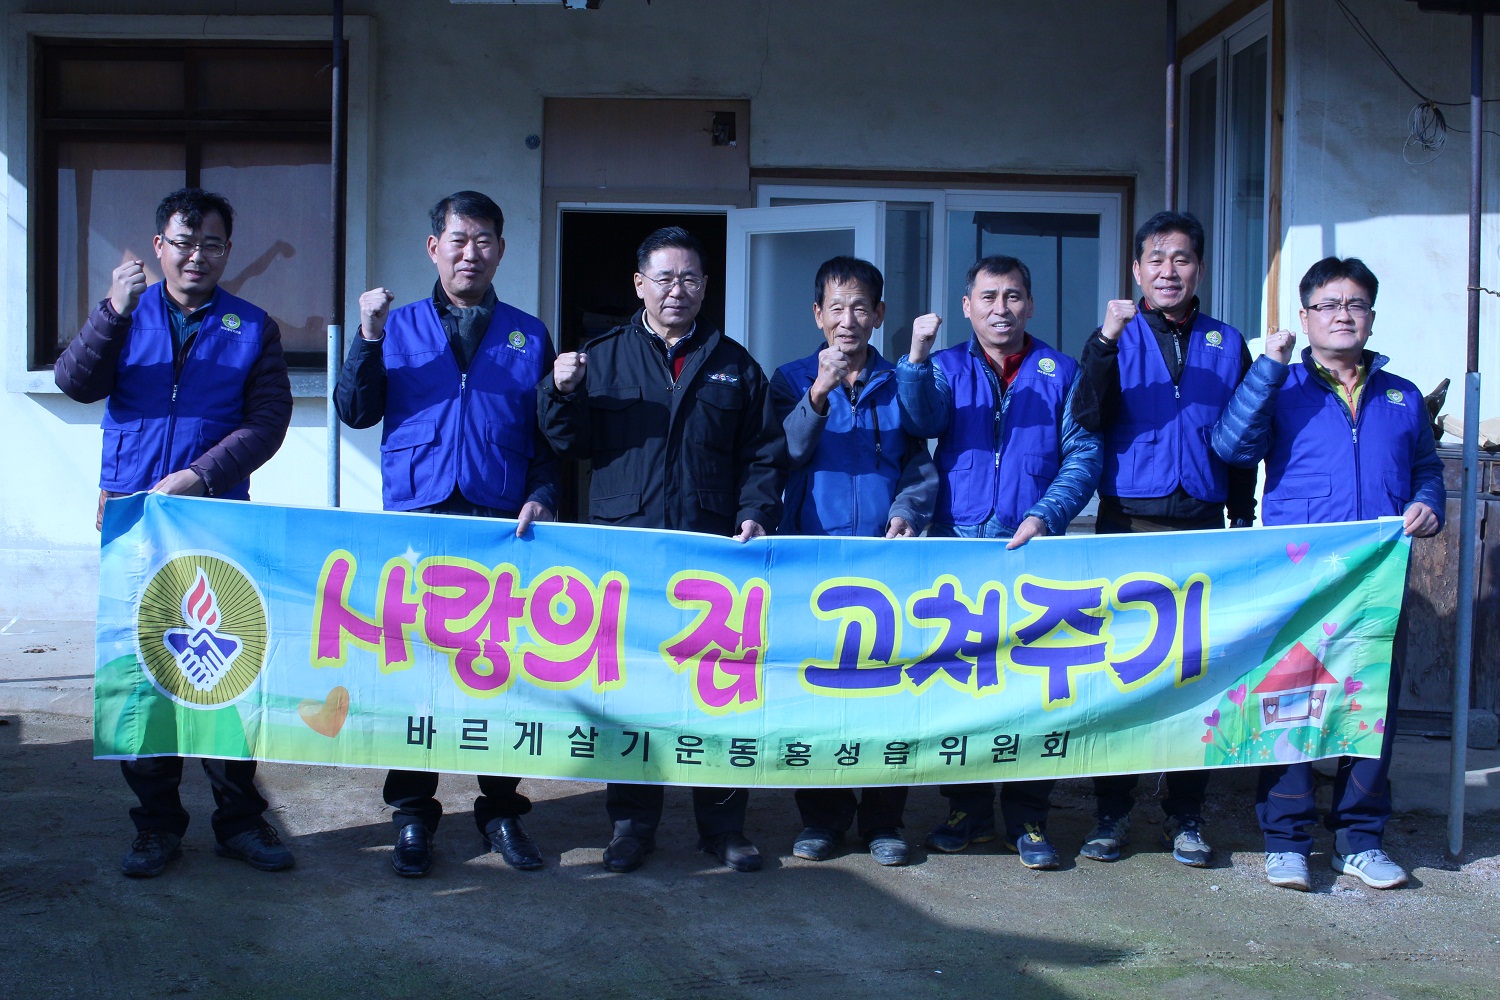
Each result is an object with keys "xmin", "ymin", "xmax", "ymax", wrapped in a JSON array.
[
  {"xmin": 931, "ymin": 340, "xmax": 1076, "ymax": 528},
  {"xmin": 1262, "ymin": 358, "xmax": 1430, "ymax": 526},
  {"xmin": 99, "ymin": 283, "xmax": 269, "ymax": 499},
  {"xmin": 379, "ymin": 298, "xmax": 548, "ymax": 512},
  {"xmin": 776, "ymin": 348, "xmax": 907, "ymax": 537},
  {"xmin": 1099, "ymin": 312, "xmax": 1243, "ymax": 502}
]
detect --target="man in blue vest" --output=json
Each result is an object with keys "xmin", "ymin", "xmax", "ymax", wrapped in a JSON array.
[
  {"xmin": 897, "ymin": 254, "xmax": 1101, "ymax": 870},
  {"xmin": 771, "ymin": 256, "xmax": 937, "ymax": 867},
  {"xmin": 1069, "ymin": 210, "xmax": 1256, "ymax": 869},
  {"xmin": 335, "ymin": 190, "xmax": 558, "ymax": 878},
  {"xmin": 1213, "ymin": 256, "xmax": 1442, "ymax": 891},
  {"xmin": 54, "ymin": 187, "xmax": 294, "ymax": 878}
]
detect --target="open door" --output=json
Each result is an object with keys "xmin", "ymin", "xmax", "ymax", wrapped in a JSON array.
[{"xmin": 722, "ymin": 202, "xmax": 884, "ymax": 375}]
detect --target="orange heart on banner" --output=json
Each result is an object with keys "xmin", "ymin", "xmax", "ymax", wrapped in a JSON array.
[{"xmin": 298, "ymin": 686, "xmax": 350, "ymax": 738}]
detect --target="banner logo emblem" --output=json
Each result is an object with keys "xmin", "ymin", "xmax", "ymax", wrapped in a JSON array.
[{"xmin": 137, "ymin": 554, "xmax": 267, "ymax": 707}]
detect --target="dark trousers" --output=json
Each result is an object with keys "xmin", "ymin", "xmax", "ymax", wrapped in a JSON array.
[
  {"xmin": 383, "ymin": 770, "xmax": 532, "ymax": 833},
  {"xmin": 1094, "ymin": 507, "xmax": 1217, "ymax": 815},
  {"xmin": 1257, "ymin": 653, "xmax": 1404, "ymax": 857},
  {"xmin": 121, "ymin": 756, "xmax": 268, "ymax": 841},
  {"xmin": 795, "ymin": 787, "xmax": 908, "ymax": 839},
  {"xmin": 606, "ymin": 783, "xmax": 748, "ymax": 841},
  {"xmin": 1091, "ymin": 770, "xmax": 1209, "ymax": 821},
  {"xmin": 385, "ymin": 499, "xmax": 533, "ymax": 835},
  {"xmin": 939, "ymin": 781, "xmax": 1055, "ymax": 840}
]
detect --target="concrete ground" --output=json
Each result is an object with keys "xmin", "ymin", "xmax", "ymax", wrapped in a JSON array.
[{"xmin": 5, "ymin": 618, "xmax": 1500, "ymax": 1000}]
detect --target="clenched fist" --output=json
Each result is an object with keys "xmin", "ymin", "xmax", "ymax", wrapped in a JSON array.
[
  {"xmin": 909, "ymin": 313, "xmax": 942, "ymax": 363},
  {"xmin": 1265, "ymin": 328, "xmax": 1297, "ymax": 365},
  {"xmin": 110, "ymin": 260, "xmax": 148, "ymax": 318},
  {"xmin": 553, "ymin": 351, "xmax": 588, "ymax": 394},
  {"xmin": 809, "ymin": 346, "xmax": 852, "ymax": 413},
  {"xmin": 359, "ymin": 287, "xmax": 395, "ymax": 340},
  {"xmin": 1100, "ymin": 299, "xmax": 1139, "ymax": 342}
]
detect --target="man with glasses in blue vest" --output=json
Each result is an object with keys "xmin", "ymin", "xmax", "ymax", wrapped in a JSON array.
[
  {"xmin": 55, "ymin": 187, "xmax": 295, "ymax": 878},
  {"xmin": 1213, "ymin": 256, "xmax": 1442, "ymax": 892}
]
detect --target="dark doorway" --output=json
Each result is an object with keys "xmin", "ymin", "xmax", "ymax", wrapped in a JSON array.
[
  {"xmin": 556, "ymin": 209, "xmax": 728, "ymax": 354},
  {"xmin": 553, "ymin": 209, "xmax": 729, "ymax": 521}
]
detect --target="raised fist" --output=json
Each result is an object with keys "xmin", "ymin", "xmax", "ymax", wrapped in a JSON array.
[
  {"xmin": 1265, "ymin": 328, "xmax": 1297, "ymax": 365},
  {"xmin": 110, "ymin": 260, "xmax": 148, "ymax": 318},
  {"xmin": 553, "ymin": 351, "xmax": 588, "ymax": 394},
  {"xmin": 909, "ymin": 313, "xmax": 942, "ymax": 363},
  {"xmin": 1100, "ymin": 299, "xmax": 1138, "ymax": 342},
  {"xmin": 359, "ymin": 287, "xmax": 395, "ymax": 340}
]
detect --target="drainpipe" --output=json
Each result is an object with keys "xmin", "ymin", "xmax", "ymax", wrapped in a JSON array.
[
  {"xmin": 327, "ymin": 0, "xmax": 348, "ymax": 508},
  {"xmin": 1450, "ymin": 7, "xmax": 1485, "ymax": 861},
  {"xmin": 1166, "ymin": 0, "xmax": 1179, "ymax": 208}
]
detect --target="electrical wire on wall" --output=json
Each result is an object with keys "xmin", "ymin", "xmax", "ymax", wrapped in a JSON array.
[{"xmin": 1331, "ymin": 0, "xmax": 1500, "ymax": 163}]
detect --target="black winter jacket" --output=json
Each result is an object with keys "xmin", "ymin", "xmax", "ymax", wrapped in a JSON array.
[{"xmin": 537, "ymin": 314, "xmax": 785, "ymax": 534}]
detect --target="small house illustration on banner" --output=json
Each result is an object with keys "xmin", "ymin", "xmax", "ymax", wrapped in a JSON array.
[{"xmin": 1254, "ymin": 641, "xmax": 1338, "ymax": 729}]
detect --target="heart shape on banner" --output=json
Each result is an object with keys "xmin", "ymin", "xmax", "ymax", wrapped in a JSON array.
[
  {"xmin": 298, "ymin": 686, "xmax": 350, "ymax": 738},
  {"xmin": 1287, "ymin": 542, "xmax": 1309, "ymax": 563}
]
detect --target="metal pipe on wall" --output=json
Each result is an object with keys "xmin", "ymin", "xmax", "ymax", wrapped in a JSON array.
[
  {"xmin": 1449, "ymin": 7, "xmax": 1485, "ymax": 860},
  {"xmin": 1165, "ymin": 0, "xmax": 1179, "ymax": 208},
  {"xmin": 326, "ymin": 0, "xmax": 348, "ymax": 508}
]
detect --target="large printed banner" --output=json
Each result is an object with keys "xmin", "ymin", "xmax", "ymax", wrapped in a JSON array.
[{"xmin": 96, "ymin": 494, "xmax": 1409, "ymax": 787}]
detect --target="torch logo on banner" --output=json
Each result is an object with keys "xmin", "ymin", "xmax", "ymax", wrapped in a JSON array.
[
  {"xmin": 136, "ymin": 553, "xmax": 268, "ymax": 708},
  {"xmin": 162, "ymin": 569, "xmax": 242, "ymax": 692}
]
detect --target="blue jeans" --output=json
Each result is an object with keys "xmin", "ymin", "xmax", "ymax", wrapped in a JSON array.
[{"xmin": 929, "ymin": 515, "xmax": 1013, "ymax": 540}]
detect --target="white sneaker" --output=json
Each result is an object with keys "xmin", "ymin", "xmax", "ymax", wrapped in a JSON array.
[
  {"xmin": 1264, "ymin": 851, "xmax": 1311, "ymax": 891},
  {"xmin": 1332, "ymin": 848, "xmax": 1408, "ymax": 890}
]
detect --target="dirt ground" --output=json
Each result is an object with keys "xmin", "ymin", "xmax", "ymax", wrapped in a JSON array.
[{"xmin": 3, "ymin": 711, "xmax": 1498, "ymax": 999}]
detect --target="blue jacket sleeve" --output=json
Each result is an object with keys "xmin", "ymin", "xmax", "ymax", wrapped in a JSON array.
[
  {"xmin": 1022, "ymin": 374, "xmax": 1102, "ymax": 536},
  {"xmin": 1212, "ymin": 354, "xmax": 1288, "ymax": 468},
  {"xmin": 895, "ymin": 355, "xmax": 951, "ymax": 438},
  {"xmin": 1407, "ymin": 421, "xmax": 1446, "ymax": 532}
]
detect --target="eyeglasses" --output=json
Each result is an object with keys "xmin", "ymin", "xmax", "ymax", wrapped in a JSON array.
[
  {"xmin": 1306, "ymin": 299, "xmax": 1372, "ymax": 318},
  {"xmin": 162, "ymin": 238, "xmax": 228, "ymax": 258},
  {"xmin": 641, "ymin": 272, "xmax": 704, "ymax": 293}
]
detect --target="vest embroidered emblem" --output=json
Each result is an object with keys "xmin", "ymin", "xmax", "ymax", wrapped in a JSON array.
[
  {"xmin": 708, "ymin": 372, "xmax": 738, "ymax": 384},
  {"xmin": 1037, "ymin": 358, "xmax": 1057, "ymax": 375},
  {"xmin": 1386, "ymin": 389, "xmax": 1404, "ymax": 404},
  {"xmin": 221, "ymin": 314, "xmax": 242, "ymax": 332},
  {"xmin": 1204, "ymin": 330, "xmax": 1223, "ymax": 347},
  {"xmin": 508, "ymin": 330, "xmax": 527, "ymax": 350}
]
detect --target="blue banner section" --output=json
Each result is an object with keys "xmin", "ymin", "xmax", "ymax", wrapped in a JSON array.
[{"xmin": 95, "ymin": 494, "xmax": 1409, "ymax": 786}]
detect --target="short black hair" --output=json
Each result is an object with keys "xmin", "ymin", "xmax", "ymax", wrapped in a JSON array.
[
  {"xmin": 1299, "ymin": 256, "xmax": 1379, "ymax": 307},
  {"xmin": 156, "ymin": 188, "xmax": 235, "ymax": 240},
  {"xmin": 430, "ymin": 190, "xmax": 504, "ymax": 238},
  {"xmin": 813, "ymin": 256, "xmax": 884, "ymax": 306},
  {"xmin": 966, "ymin": 254, "xmax": 1032, "ymax": 297},
  {"xmin": 1133, "ymin": 210, "xmax": 1205, "ymax": 261},
  {"xmin": 635, "ymin": 226, "xmax": 705, "ymax": 273}
]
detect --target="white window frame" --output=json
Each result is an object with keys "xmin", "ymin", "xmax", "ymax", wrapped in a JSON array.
[
  {"xmin": 1179, "ymin": 5, "xmax": 1273, "ymax": 339},
  {"xmin": 723, "ymin": 201, "xmax": 884, "ymax": 364},
  {"xmin": 757, "ymin": 182, "xmax": 1124, "ymax": 352},
  {"xmin": 5, "ymin": 14, "xmax": 375, "ymax": 396}
]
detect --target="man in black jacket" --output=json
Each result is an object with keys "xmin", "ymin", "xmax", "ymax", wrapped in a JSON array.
[{"xmin": 538, "ymin": 227, "xmax": 784, "ymax": 873}]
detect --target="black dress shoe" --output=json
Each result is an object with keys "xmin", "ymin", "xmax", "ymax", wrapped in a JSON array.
[
  {"xmin": 485, "ymin": 817, "xmax": 543, "ymax": 870},
  {"xmin": 602, "ymin": 834, "xmax": 653, "ymax": 873},
  {"xmin": 392, "ymin": 822, "xmax": 432, "ymax": 877},
  {"xmin": 701, "ymin": 831, "xmax": 762, "ymax": 872}
]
